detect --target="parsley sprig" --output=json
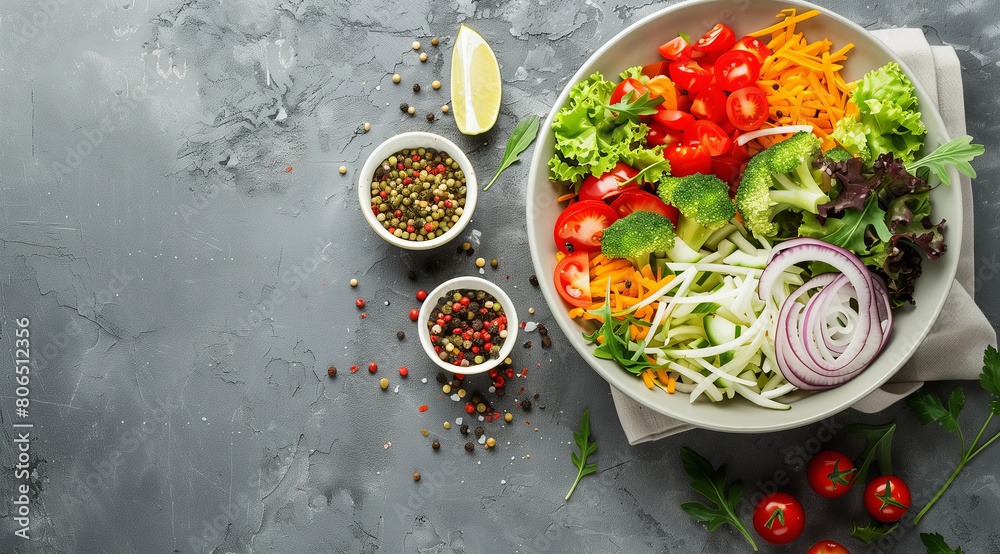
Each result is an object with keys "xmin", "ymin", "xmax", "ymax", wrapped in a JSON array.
[
  {"xmin": 565, "ymin": 410, "xmax": 598, "ymax": 501},
  {"xmin": 605, "ymin": 90, "xmax": 664, "ymax": 124},
  {"xmin": 906, "ymin": 344, "xmax": 1000, "ymax": 524},
  {"xmin": 484, "ymin": 115, "xmax": 540, "ymax": 191},
  {"xmin": 679, "ymin": 447, "xmax": 757, "ymax": 551}
]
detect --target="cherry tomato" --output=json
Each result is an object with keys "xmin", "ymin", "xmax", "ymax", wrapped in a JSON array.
[
  {"xmin": 752, "ymin": 492, "xmax": 805, "ymax": 545},
  {"xmin": 646, "ymin": 122, "xmax": 684, "ymax": 147},
  {"xmin": 645, "ymin": 75, "xmax": 678, "ymax": 109},
  {"xmin": 726, "ymin": 133, "xmax": 749, "ymax": 162},
  {"xmin": 863, "ymin": 476, "xmax": 911, "ymax": 523},
  {"xmin": 807, "ymin": 451, "xmax": 857, "ymax": 498},
  {"xmin": 553, "ymin": 251, "xmax": 592, "ymax": 308},
  {"xmin": 553, "ymin": 200, "xmax": 619, "ymax": 254},
  {"xmin": 641, "ymin": 61, "xmax": 670, "ymax": 78},
  {"xmin": 711, "ymin": 156, "xmax": 743, "ymax": 189},
  {"xmin": 727, "ymin": 86, "xmax": 770, "ymax": 131},
  {"xmin": 653, "ymin": 108, "xmax": 696, "ymax": 131},
  {"xmin": 609, "ymin": 190, "xmax": 679, "ymax": 226},
  {"xmin": 690, "ymin": 84, "xmax": 727, "ymax": 123},
  {"xmin": 714, "ymin": 50, "xmax": 762, "ymax": 92},
  {"xmin": 668, "ymin": 61, "xmax": 713, "ymax": 94},
  {"xmin": 693, "ymin": 23, "xmax": 736, "ymax": 54},
  {"xmin": 663, "ymin": 142, "xmax": 711, "ymax": 177},
  {"xmin": 686, "ymin": 120, "xmax": 731, "ymax": 157},
  {"xmin": 610, "ymin": 78, "xmax": 648, "ymax": 105},
  {"xmin": 578, "ymin": 163, "xmax": 639, "ymax": 202},
  {"xmin": 731, "ymin": 35, "xmax": 772, "ymax": 64},
  {"xmin": 807, "ymin": 540, "xmax": 850, "ymax": 554},
  {"xmin": 658, "ymin": 35, "xmax": 692, "ymax": 61}
]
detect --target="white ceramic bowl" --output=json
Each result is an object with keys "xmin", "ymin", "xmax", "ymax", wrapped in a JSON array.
[
  {"xmin": 417, "ymin": 276, "xmax": 519, "ymax": 375},
  {"xmin": 526, "ymin": 0, "xmax": 962, "ymax": 432},
  {"xmin": 358, "ymin": 131, "xmax": 477, "ymax": 250}
]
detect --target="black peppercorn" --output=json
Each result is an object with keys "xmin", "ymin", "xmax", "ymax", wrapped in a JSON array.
[
  {"xmin": 522, "ymin": 399, "xmax": 532, "ymax": 411},
  {"xmin": 538, "ymin": 325, "xmax": 548, "ymax": 337},
  {"xmin": 541, "ymin": 336, "xmax": 552, "ymax": 348},
  {"xmin": 465, "ymin": 441, "xmax": 474, "ymax": 452},
  {"xmin": 327, "ymin": 366, "xmax": 337, "ymax": 377},
  {"xmin": 400, "ymin": 102, "xmax": 410, "ymax": 112},
  {"xmin": 533, "ymin": 393, "xmax": 540, "ymax": 399},
  {"xmin": 474, "ymin": 426, "xmax": 485, "ymax": 438},
  {"xmin": 436, "ymin": 372, "xmax": 447, "ymax": 384},
  {"xmin": 426, "ymin": 113, "xmax": 434, "ymax": 122},
  {"xmin": 397, "ymin": 331, "xmax": 405, "ymax": 340},
  {"xmin": 460, "ymin": 424, "xmax": 470, "ymax": 435},
  {"xmin": 432, "ymin": 441, "xmax": 440, "ymax": 450},
  {"xmin": 413, "ymin": 83, "xmax": 421, "ymax": 92},
  {"xmin": 529, "ymin": 275, "xmax": 539, "ymax": 287}
]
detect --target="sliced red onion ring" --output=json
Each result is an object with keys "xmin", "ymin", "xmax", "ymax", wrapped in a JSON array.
[{"xmin": 761, "ymin": 238, "xmax": 893, "ymax": 391}]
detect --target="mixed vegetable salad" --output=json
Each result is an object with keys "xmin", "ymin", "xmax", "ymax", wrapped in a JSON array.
[{"xmin": 547, "ymin": 9, "xmax": 983, "ymax": 409}]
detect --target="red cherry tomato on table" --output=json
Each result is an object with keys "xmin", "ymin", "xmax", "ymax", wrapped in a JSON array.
[
  {"xmin": 693, "ymin": 23, "xmax": 736, "ymax": 54},
  {"xmin": 807, "ymin": 450, "xmax": 857, "ymax": 498},
  {"xmin": 864, "ymin": 475, "xmax": 911, "ymax": 523},
  {"xmin": 727, "ymin": 86, "xmax": 770, "ymax": 131},
  {"xmin": 731, "ymin": 35, "xmax": 772, "ymax": 64},
  {"xmin": 807, "ymin": 540, "xmax": 850, "ymax": 554},
  {"xmin": 610, "ymin": 78, "xmax": 648, "ymax": 105},
  {"xmin": 690, "ymin": 84, "xmax": 727, "ymax": 123},
  {"xmin": 553, "ymin": 251, "xmax": 592, "ymax": 308},
  {"xmin": 646, "ymin": 122, "xmax": 684, "ymax": 147},
  {"xmin": 553, "ymin": 200, "xmax": 619, "ymax": 254},
  {"xmin": 663, "ymin": 142, "xmax": 712, "ymax": 177},
  {"xmin": 668, "ymin": 61, "xmax": 713, "ymax": 94},
  {"xmin": 752, "ymin": 492, "xmax": 805, "ymax": 545},
  {"xmin": 714, "ymin": 50, "xmax": 762, "ymax": 92},
  {"xmin": 653, "ymin": 108, "xmax": 696, "ymax": 131},
  {"xmin": 658, "ymin": 35, "xmax": 692, "ymax": 61},
  {"xmin": 686, "ymin": 120, "xmax": 731, "ymax": 157},
  {"xmin": 578, "ymin": 162, "xmax": 639, "ymax": 202},
  {"xmin": 609, "ymin": 190, "xmax": 679, "ymax": 226}
]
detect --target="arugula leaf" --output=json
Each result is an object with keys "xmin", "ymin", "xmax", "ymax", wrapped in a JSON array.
[
  {"xmin": 920, "ymin": 532, "xmax": 965, "ymax": 554},
  {"xmin": 484, "ymin": 115, "xmax": 539, "ymax": 191},
  {"xmin": 851, "ymin": 518, "xmax": 898, "ymax": 543},
  {"xmin": 906, "ymin": 345, "xmax": 1000, "ymax": 524},
  {"xmin": 847, "ymin": 422, "xmax": 896, "ymax": 484},
  {"xmin": 907, "ymin": 135, "xmax": 984, "ymax": 186},
  {"xmin": 800, "ymin": 195, "xmax": 890, "ymax": 254},
  {"xmin": 583, "ymin": 286, "xmax": 658, "ymax": 374},
  {"xmin": 565, "ymin": 410, "xmax": 598, "ymax": 501},
  {"xmin": 679, "ymin": 448, "xmax": 757, "ymax": 551},
  {"xmin": 606, "ymin": 90, "xmax": 664, "ymax": 125}
]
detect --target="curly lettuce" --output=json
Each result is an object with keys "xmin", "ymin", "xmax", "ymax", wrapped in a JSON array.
[
  {"xmin": 831, "ymin": 62, "xmax": 926, "ymax": 165},
  {"xmin": 548, "ymin": 69, "xmax": 667, "ymax": 187}
]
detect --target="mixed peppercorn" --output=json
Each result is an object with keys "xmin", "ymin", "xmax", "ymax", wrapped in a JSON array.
[
  {"xmin": 369, "ymin": 148, "xmax": 467, "ymax": 242},
  {"xmin": 427, "ymin": 289, "xmax": 508, "ymax": 367}
]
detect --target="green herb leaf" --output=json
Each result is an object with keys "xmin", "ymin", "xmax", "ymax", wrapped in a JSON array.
[
  {"xmin": 847, "ymin": 422, "xmax": 896, "ymax": 484},
  {"xmin": 605, "ymin": 90, "xmax": 664, "ymax": 125},
  {"xmin": 920, "ymin": 532, "xmax": 965, "ymax": 554},
  {"xmin": 565, "ymin": 410, "xmax": 598, "ymax": 501},
  {"xmin": 907, "ymin": 387, "xmax": 965, "ymax": 432},
  {"xmin": 980, "ymin": 344, "xmax": 1000, "ymax": 415},
  {"xmin": 679, "ymin": 447, "xmax": 758, "ymax": 551},
  {"xmin": 583, "ymin": 283, "xmax": 659, "ymax": 374},
  {"xmin": 678, "ymin": 31, "xmax": 692, "ymax": 44},
  {"xmin": 907, "ymin": 135, "xmax": 984, "ymax": 186},
  {"xmin": 851, "ymin": 518, "xmax": 898, "ymax": 543},
  {"xmin": 484, "ymin": 115, "xmax": 540, "ymax": 191}
]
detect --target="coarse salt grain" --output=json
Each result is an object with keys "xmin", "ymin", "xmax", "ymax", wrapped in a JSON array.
[
  {"xmin": 421, "ymin": 378, "xmax": 428, "ymax": 383},
  {"xmin": 524, "ymin": 322, "xmax": 538, "ymax": 333},
  {"xmin": 501, "ymin": 479, "xmax": 507, "ymax": 485},
  {"xmin": 456, "ymin": 417, "xmax": 463, "ymax": 425},
  {"xmin": 478, "ymin": 435, "xmax": 486, "ymax": 444},
  {"xmin": 450, "ymin": 393, "xmax": 460, "ymax": 401}
]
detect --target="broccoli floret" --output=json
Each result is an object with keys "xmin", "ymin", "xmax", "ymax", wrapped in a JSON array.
[
  {"xmin": 735, "ymin": 131, "xmax": 831, "ymax": 238},
  {"xmin": 601, "ymin": 211, "xmax": 677, "ymax": 269},
  {"xmin": 822, "ymin": 146, "xmax": 854, "ymax": 163},
  {"xmin": 658, "ymin": 174, "xmax": 736, "ymax": 250}
]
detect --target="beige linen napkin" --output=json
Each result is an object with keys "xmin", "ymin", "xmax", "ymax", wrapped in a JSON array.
[{"xmin": 612, "ymin": 28, "xmax": 997, "ymax": 444}]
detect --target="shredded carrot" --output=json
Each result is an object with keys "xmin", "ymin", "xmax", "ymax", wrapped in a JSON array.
[
  {"xmin": 556, "ymin": 192, "xmax": 576, "ymax": 203},
  {"xmin": 642, "ymin": 369, "xmax": 655, "ymax": 389},
  {"xmin": 749, "ymin": 9, "xmax": 821, "ymax": 37},
  {"xmin": 666, "ymin": 377, "xmax": 677, "ymax": 394},
  {"xmin": 655, "ymin": 368, "xmax": 670, "ymax": 386}
]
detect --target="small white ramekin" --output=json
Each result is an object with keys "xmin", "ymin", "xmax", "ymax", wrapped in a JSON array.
[
  {"xmin": 357, "ymin": 131, "xmax": 477, "ymax": 250},
  {"xmin": 417, "ymin": 276, "xmax": 519, "ymax": 374}
]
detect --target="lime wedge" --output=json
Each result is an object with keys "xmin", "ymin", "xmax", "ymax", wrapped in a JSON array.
[{"xmin": 451, "ymin": 25, "xmax": 501, "ymax": 135}]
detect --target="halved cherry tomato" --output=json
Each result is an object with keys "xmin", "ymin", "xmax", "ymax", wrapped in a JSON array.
[
  {"xmin": 553, "ymin": 200, "xmax": 619, "ymax": 254},
  {"xmin": 693, "ymin": 23, "xmax": 736, "ymax": 54},
  {"xmin": 686, "ymin": 120, "xmax": 731, "ymax": 156},
  {"xmin": 658, "ymin": 36, "xmax": 692, "ymax": 62},
  {"xmin": 690, "ymin": 84, "xmax": 727, "ymax": 123},
  {"xmin": 553, "ymin": 251, "xmax": 592, "ymax": 308},
  {"xmin": 727, "ymin": 86, "xmax": 770, "ymax": 131},
  {"xmin": 807, "ymin": 541, "xmax": 850, "ymax": 554},
  {"xmin": 578, "ymin": 163, "xmax": 639, "ymax": 202},
  {"xmin": 668, "ymin": 61, "xmax": 713, "ymax": 94},
  {"xmin": 753, "ymin": 492, "xmax": 805, "ymax": 545},
  {"xmin": 653, "ymin": 108, "xmax": 696, "ymax": 131},
  {"xmin": 610, "ymin": 78, "xmax": 648, "ymax": 105},
  {"xmin": 663, "ymin": 142, "xmax": 711, "ymax": 177},
  {"xmin": 641, "ymin": 61, "xmax": 670, "ymax": 78},
  {"xmin": 609, "ymin": 190, "xmax": 679, "ymax": 226},
  {"xmin": 714, "ymin": 50, "xmax": 762, "ymax": 92},
  {"xmin": 731, "ymin": 35, "xmax": 772, "ymax": 64},
  {"xmin": 645, "ymin": 75, "xmax": 678, "ymax": 109},
  {"xmin": 863, "ymin": 476, "xmax": 911, "ymax": 523},
  {"xmin": 646, "ymin": 122, "xmax": 684, "ymax": 147}
]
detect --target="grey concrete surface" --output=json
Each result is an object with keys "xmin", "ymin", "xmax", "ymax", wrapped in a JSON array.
[{"xmin": 1, "ymin": 0, "xmax": 999, "ymax": 552}]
